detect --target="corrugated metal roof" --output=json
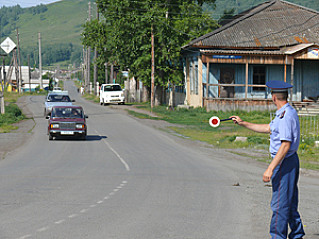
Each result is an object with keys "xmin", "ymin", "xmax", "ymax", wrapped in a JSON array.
[
  {"xmin": 184, "ymin": 0, "xmax": 319, "ymax": 49},
  {"xmin": 283, "ymin": 43, "xmax": 315, "ymax": 54},
  {"xmin": 200, "ymin": 49, "xmax": 284, "ymax": 55}
]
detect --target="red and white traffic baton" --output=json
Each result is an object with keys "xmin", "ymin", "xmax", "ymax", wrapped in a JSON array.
[{"xmin": 209, "ymin": 116, "xmax": 234, "ymax": 128}]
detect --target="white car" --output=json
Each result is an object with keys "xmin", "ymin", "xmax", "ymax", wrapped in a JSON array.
[
  {"xmin": 100, "ymin": 84, "xmax": 125, "ymax": 105},
  {"xmin": 44, "ymin": 91, "xmax": 74, "ymax": 117},
  {"xmin": 52, "ymin": 87, "xmax": 62, "ymax": 92}
]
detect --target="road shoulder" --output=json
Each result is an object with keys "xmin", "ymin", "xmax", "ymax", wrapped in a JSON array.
[{"xmin": 0, "ymin": 96, "xmax": 35, "ymax": 160}]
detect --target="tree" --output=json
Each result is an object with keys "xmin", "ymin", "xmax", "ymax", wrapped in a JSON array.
[
  {"xmin": 82, "ymin": 0, "xmax": 219, "ymax": 102},
  {"xmin": 218, "ymin": 8, "xmax": 235, "ymax": 25},
  {"xmin": 0, "ymin": 65, "xmax": 5, "ymax": 114}
]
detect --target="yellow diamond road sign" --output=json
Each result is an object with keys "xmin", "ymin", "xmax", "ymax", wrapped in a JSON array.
[{"xmin": 1, "ymin": 37, "xmax": 16, "ymax": 54}]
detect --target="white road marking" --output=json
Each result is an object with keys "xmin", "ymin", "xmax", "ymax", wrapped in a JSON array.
[
  {"xmin": 55, "ymin": 219, "xmax": 65, "ymax": 224},
  {"xmin": 95, "ymin": 130, "xmax": 130, "ymax": 171},
  {"xmin": 17, "ymin": 178, "xmax": 129, "ymax": 238},
  {"xmin": 18, "ymin": 235, "xmax": 32, "ymax": 239},
  {"xmin": 37, "ymin": 227, "xmax": 49, "ymax": 232},
  {"xmin": 80, "ymin": 209, "xmax": 88, "ymax": 213}
]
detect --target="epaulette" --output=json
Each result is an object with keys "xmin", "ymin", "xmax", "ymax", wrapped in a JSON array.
[{"xmin": 279, "ymin": 110, "xmax": 286, "ymax": 119}]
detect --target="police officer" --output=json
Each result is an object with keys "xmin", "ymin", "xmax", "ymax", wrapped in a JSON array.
[{"xmin": 231, "ymin": 80, "xmax": 305, "ymax": 239}]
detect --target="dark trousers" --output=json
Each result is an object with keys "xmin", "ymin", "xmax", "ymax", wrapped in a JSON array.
[{"xmin": 270, "ymin": 153, "xmax": 305, "ymax": 239}]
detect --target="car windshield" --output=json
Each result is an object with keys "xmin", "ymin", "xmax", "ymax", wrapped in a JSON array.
[
  {"xmin": 51, "ymin": 107, "xmax": 83, "ymax": 118},
  {"xmin": 103, "ymin": 85, "xmax": 122, "ymax": 91},
  {"xmin": 47, "ymin": 95, "xmax": 71, "ymax": 102}
]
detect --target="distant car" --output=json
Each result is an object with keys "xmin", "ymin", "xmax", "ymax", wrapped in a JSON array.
[
  {"xmin": 46, "ymin": 106, "xmax": 88, "ymax": 140},
  {"xmin": 44, "ymin": 91, "xmax": 74, "ymax": 117},
  {"xmin": 52, "ymin": 87, "xmax": 62, "ymax": 92},
  {"xmin": 99, "ymin": 84, "xmax": 125, "ymax": 105}
]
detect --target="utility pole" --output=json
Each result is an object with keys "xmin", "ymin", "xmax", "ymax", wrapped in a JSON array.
[
  {"xmin": 28, "ymin": 55, "xmax": 31, "ymax": 93},
  {"xmin": 105, "ymin": 62, "xmax": 108, "ymax": 84},
  {"xmin": 93, "ymin": 4, "xmax": 99, "ymax": 95},
  {"xmin": 110, "ymin": 64, "xmax": 113, "ymax": 83},
  {"xmin": 151, "ymin": 24, "xmax": 155, "ymax": 109},
  {"xmin": 0, "ymin": 56, "xmax": 5, "ymax": 114},
  {"xmin": 2, "ymin": 56, "xmax": 6, "ymax": 87},
  {"xmin": 16, "ymin": 28, "xmax": 23, "ymax": 93},
  {"xmin": 83, "ymin": 46, "xmax": 86, "ymax": 90},
  {"xmin": 13, "ymin": 49, "xmax": 19, "ymax": 92},
  {"xmin": 86, "ymin": 1, "xmax": 91, "ymax": 93},
  {"xmin": 38, "ymin": 32, "xmax": 43, "ymax": 89}
]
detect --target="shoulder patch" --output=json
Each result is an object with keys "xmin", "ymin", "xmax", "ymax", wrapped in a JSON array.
[{"xmin": 279, "ymin": 110, "xmax": 286, "ymax": 119}]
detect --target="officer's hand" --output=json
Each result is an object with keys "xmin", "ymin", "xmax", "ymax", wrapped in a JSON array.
[
  {"xmin": 263, "ymin": 167, "xmax": 273, "ymax": 182},
  {"xmin": 230, "ymin": 116, "xmax": 243, "ymax": 125}
]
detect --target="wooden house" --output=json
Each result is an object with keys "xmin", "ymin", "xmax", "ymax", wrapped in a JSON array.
[{"xmin": 182, "ymin": 0, "xmax": 319, "ymax": 111}]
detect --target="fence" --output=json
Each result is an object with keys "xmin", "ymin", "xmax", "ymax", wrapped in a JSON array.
[
  {"xmin": 270, "ymin": 112, "xmax": 319, "ymax": 142},
  {"xmin": 299, "ymin": 115, "xmax": 319, "ymax": 142}
]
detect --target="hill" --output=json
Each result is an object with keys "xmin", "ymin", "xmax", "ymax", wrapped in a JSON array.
[
  {"xmin": 0, "ymin": 0, "xmax": 91, "ymax": 67},
  {"xmin": 0, "ymin": 0, "xmax": 318, "ymax": 67}
]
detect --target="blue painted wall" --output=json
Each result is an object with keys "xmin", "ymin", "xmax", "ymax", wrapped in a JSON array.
[
  {"xmin": 295, "ymin": 60, "xmax": 319, "ymax": 101},
  {"xmin": 186, "ymin": 55, "xmax": 319, "ymax": 102}
]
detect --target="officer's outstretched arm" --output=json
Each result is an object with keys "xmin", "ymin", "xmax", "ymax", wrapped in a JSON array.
[{"xmin": 231, "ymin": 116, "xmax": 270, "ymax": 133}]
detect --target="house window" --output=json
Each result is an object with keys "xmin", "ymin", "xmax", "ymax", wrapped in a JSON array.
[
  {"xmin": 190, "ymin": 59, "xmax": 198, "ymax": 95},
  {"xmin": 253, "ymin": 66, "xmax": 266, "ymax": 91}
]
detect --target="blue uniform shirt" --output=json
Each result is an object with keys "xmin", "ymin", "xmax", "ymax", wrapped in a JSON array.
[{"xmin": 269, "ymin": 103, "xmax": 300, "ymax": 158}]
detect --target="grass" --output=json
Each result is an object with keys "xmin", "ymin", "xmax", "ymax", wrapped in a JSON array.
[
  {"xmin": 0, "ymin": 103, "xmax": 25, "ymax": 133},
  {"xmin": 126, "ymin": 110, "xmax": 159, "ymax": 120},
  {"xmin": 2, "ymin": 92, "xmax": 20, "ymax": 103},
  {"xmin": 0, "ymin": 91, "xmax": 45, "ymax": 133},
  {"xmin": 82, "ymin": 93, "xmax": 100, "ymax": 103}
]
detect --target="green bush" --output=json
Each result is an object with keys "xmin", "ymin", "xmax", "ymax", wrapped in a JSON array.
[
  {"xmin": 302, "ymin": 137, "xmax": 315, "ymax": 147},
  {"xmin": 221, "ymin": 135, "xmax": 237, "ymax": 142},
  {"xmin": 299, "ymin": 142, "xmax": 314, "ymax": 154},
  {"xmin": 247, "ymin": 136, "xmax": 269, "ymax": 144},
  {"xmin": 0, "ymin": 104, "xmax": 24, "ymax": 125}
]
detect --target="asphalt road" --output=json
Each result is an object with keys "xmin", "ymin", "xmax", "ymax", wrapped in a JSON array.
[{"xmin": 0, "ymin": 80, "xmax": 318, "ymax": 239}]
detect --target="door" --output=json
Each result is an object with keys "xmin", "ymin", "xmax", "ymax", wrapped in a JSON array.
[{"xmin": 220, "ymin": 68, "xmax": 235, "ymax": 98}]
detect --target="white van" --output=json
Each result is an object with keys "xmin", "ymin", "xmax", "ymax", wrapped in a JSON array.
[{"xmin": 99, "ymin": 84, "xmax": 125, "ymax": 105}]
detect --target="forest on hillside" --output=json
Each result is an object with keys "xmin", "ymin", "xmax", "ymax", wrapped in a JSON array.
[
  {"xmin": 0, "ymin": 5, "xmax": 48, "ymax": 37},
  {"xmin": 207, "ymin": 0, "xmax": 319, "ymax": 19},
  {"xmin": 0, "ymin": 4, "xmax": 83, "ymax": 67}
]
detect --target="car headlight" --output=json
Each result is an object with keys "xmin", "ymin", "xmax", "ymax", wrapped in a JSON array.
[
  {"xmin": 121, "ymin": 93, "xmax": 124, "ymax": 97},
  {"xmin": 76, "ymin": 124, "xmax": 84, "ymax": 129},
  {"xmin": 50, "ymin": 124, "xmax": 59, "ymax": 129}
]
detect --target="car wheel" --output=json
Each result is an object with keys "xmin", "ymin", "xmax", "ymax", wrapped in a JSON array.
[
  {"xmin": 81, "ymin": 133, "xmax": 86, "ymax": 140},
  {"xmin": 100, "ymin": 100, "xmax": 103, "ymax": 105},
  {"xmin": 49, "ymin": 134, "xmax": 53, "ymax": 140}
]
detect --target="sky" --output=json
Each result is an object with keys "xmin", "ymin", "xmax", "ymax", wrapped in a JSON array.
[{"xmin": 0, "ymin": 0, "xmax": 61, "ymax": 8}]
